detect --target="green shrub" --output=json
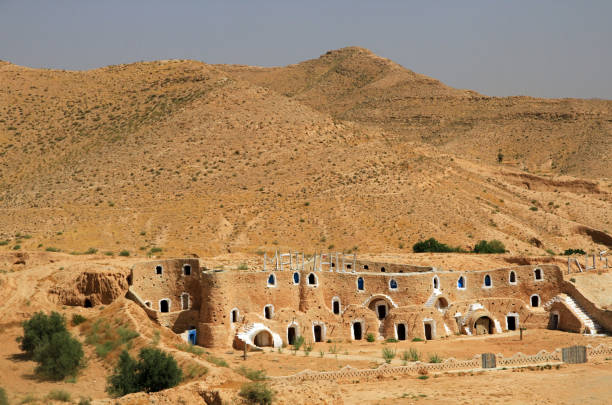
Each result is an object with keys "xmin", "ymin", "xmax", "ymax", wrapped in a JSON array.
[
  {"xmin": 18, "ymin": 311, "xmax": 67, "ymax": 356},
  {"xmin": 238, "ymin": 382, "xmax": 275, "ymax": 405},
  {"xmin": 563, "ymin": 248, "xmax": 586, "ymax": 255},
  {"xmin": 529, "ymin": 206, "xmax": 538, "ymax": 211},
  {"xmin": 473, "ymin": 240, "xmax": 506, "ymax": 254},
  {"xmin": 71, "ymin": 314, "xmax": 87, "ymax": 326},
  {"xmin": 34, "ymin": 331, "xmax": 84, "ymax": 380},
  {"xmin": 412, "ymin": 337, "xmax": 423, "ymax": 342},
  {"xmin": 0, "ymin": 387, "xmax": 8, "ymax": 405},
  {"xmin": 366, "ymin": 333, "xmax": 375, "ymax": 342},
  {"xmin": 84, "ymin": 248, "xmax": 98, "ymax": 255},
  {"xmin": 402, "ymin": 347, "xmax": 421, "ymax": 362},
  {"xmin": 236, "ymin": 366, "xmax": 267, "ymax": 381},
  {"xmin": 12, "ymin": 245, "xmax": 21, "ymax": 250},
  {"xmin": 428, "ymin": 353, "xmax": 443, "ymax": 363},
  {"xmin": 46, "ymin": 390, "xmax": 71, "ymax": 402},
  {"xmin": 382, "ymin": 347, "xmax": 396, "ymax": 364},
  {"xmin": 176, "ymin": 343, "xmax": 204, "ymax": 356},
  {"xmin": 107, "ymin": 348, "xmax": 182, "ymax": 396},
  {"xmin": 386, "ymin": 338, "xmax": 398, "ymax": 343},
  {"xmin": 292, "ymin": 335, "xmax": 305, "ymax": 352},
  {"xmin": 118, "ymin": 250, "xmax": 130, "ymax": 257},
  {"xmin": 0, "ymin": 240, "xmax": 9, "ymax": 246},
  {"xmin": 45, "ymin": 247, "xmax": 61, "ymax": 252},
  {"xmin": 78, "ymin": 397, "xmax": 92, "ymax": 405},
  {"xmin": 413, "ymin": 238, "xmax": 461, "ymax": 253}
]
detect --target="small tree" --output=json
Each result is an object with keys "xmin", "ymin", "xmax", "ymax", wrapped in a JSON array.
[
  {"xmin": 292, "ymin": 335, "xmax": 304, "ymax": 354},
  {"xmin": 473, "ymin": 240, "xmax": 506, "ymax": 254},
  {"xmin": 238, "ymin": 382, "xmax": 275, "ymax": 405},
  {"xmin": 107, "ymin": 350, "xmax": 138, "ymax": 397},
  {"xmin": 136, "ymin": 348, "xmax": 182, "ymax": 393},
  {"xmin": 34, "ymin": 331, "xmax": 84, "ymax": 380},
  {"xmin": 18, "ymin": 311, "xmax": 67, "ymax": 356}
]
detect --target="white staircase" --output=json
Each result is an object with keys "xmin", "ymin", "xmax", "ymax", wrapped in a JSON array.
[
  {"xmin": 493, "ymin": 319, "xmax": 503, "ymax": 334},
  {"xmin": 235, "ymin": 322, "xmax": 283, "ymax": 349},
  {"xmin": 424, "ymin": 289, "xmax": 442, "ymax": 307},
  {"xmin": 443, "ymin": 322, "xmax": 452, "ymax": 336},
  {"xmin": 561, "ymin": 295, "xmax": 605, "ymax": 335}
]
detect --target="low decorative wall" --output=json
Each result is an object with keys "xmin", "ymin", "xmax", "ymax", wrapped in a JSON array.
[{"xmin": 272, "ymin": 344, "xmax": 611, "ymax": 382}]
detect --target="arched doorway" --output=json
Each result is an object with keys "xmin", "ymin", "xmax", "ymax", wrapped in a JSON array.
[
  {"xmin": 434, "ymin": 297, "xmax": 449, "ymax": 311},
  {"xmin": 424, "ymin": 322, "xmax": 434, "ymax": 340},
  {"xmin": 84, "ymin": 298, "xmax": 93, "ymax": 308},
  {"xmin": 549, "ymin": 313, "xmax": 559, "ymax": 330},
  {"xmin": 313, "ymin": 325, "xmax": 323, "ymax": 342},
  {"xmin": 332, "ymin": 298, "xmax": 340, "ymax": 315},
  {"xmin": 254, "ymin": 330, "xmax": 273, "ymax": 347},
  {"xmin": 474, "ymin": 316, "xmax": 493, "ymax": 335},
  {"xmin": 396, "ymin": 323, "xmax": 406, "ymax": 341},
  {"xmin": 159, "ymin": 299, "xmax": 169, "ymax": 313},
  {"xmin": 352, "ymin": 322, "xmax": 363, "ymax": 340},
  {"xmin": 287, "ymin": 326, "xmax": 297, "ymax": 345},
  {"xmin": 531, "ymin": 295, "xmax": 540, "ymax": 307}
]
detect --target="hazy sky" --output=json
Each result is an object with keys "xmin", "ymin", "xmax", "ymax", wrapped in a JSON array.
[{"xmin": 1, "ymin": 0, "xmax": 611, "ymax": 99}]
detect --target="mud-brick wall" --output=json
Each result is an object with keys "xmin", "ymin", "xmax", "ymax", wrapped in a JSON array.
[
  {"xmin": 549, "ymin": 302, "xmax": 583, "ymax": 333},
  {"xmin": 130, "ymin": 258, "xmax": 201, "ymax": 313}
]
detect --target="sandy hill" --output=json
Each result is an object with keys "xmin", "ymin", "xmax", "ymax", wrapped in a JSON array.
[
  {"xmin": 0, "ymin": 49, "xmax": 610, "ymax": 257},
  {"xmin": 219, "ymin": 47, "xmax": 612, "ymax": 179}
]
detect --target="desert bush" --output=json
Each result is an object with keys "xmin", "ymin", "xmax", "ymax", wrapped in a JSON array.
[
  {"xmin": 206, "ymin": 355, "xmax": 228, "ymax": 367},
  {"xmin": 45, "ymin": 247, "xmax": 61, "ymax": 252},
  {"xmin": 0, "ymin": 240, "xmax": 9, "ymax": 246},
  {"xmin": 563, "ymin": 248, "xmax": 586, "ymax": 255},
  {"xmin": 386, "ymin": 338, "xmax": 398, "ymax": 343},
  {"xmin": 473, "ymin": 240, "xmax": 506, "ymax": 254},
  {"xmin": 176, "ymin": 342, "xmax": 204, "ymax": 356},
  {"xmin": 34, "ymin": 330, "xmax": 84, "ymax": 380},
  {"xmin": 107, "ymin": 348, "xmax": 182, "ymax": 396},
  {"xmin": 46, "ymin": 390, "xmax": 71, "ymax": 402},
  {"xmin": 413, "ymin": 238, "xmax": 461, "ymax": 253},
  {"xmin": 236, "ymin": 366, "xmax": 267, "ymax": 381},
  {"xmin": 0, "ymin": 387, "xmax": 8, "ymax": 405},
  {"xmin": 84, "ymin": 248, "xmax": 98, "ymax": 255},
  {"xmin": 18, "ymin": 311, "xmax": 67, "ymax": 356},
  {"xmin": 292, "ymin": 335, "xmax": 305, "ymax": 352},
  {"xmin": 404, "ymin": 347, "xmax": 421, "ymax": 362},
  {"xmin": 412, "ymin": 337, "xmax": 423, "ymax": 342},
  {"xmin": 303, "ymin": 342, "xmax": 313, "ymax": 356},
  {"xmin": 366, "ymin": 333, "xmax": 375, "ymax": 342},
  {"xmin": 71, "ymin": 314, "xmax": 87, "ymax": 326},
  {"xmin": 238, "ymin": 382, "xmax": 275, "ymax": 405},
  {"xmin": 78, "ymin": 397, "xmax": 92, "ymax": 405},
  {"xmin": 382, "ymin": 347, "xmax": 396, "ymax": 364},
  {"xmin": 428, "ymin": 353, "xmax": 443, "ymax": 363},
  {"xmin": 118, "ymin": 250, "xmax": 130, "ymax": 257},
  {"xmin": 12, "ymin": 245, "xmax": 20, "ymax": 250}
]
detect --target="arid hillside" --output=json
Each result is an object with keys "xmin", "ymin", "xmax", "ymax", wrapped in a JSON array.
[
  {"xmin": 0, "ymin": 49, "xmax": 610, "ymax": 257},
  {"xmin": 220, "ymin": 47, "xmax": 612, "ymax": 178}
]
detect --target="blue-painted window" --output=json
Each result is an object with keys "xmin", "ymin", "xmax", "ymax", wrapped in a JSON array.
[
  {"xmin": 293, "ymin": 272, "xmax": 300, "ymax": 284},
  {"xmin": 357, "ymin": 277, "xmax": 364, "ymax": 291},
  {"xmin": 457, "ymin": 276, "xmax": 465, "ymax": 288},
  {"xmin": 484, "ymin": 274, "xmax": 492, "ymax": 287},
  {"xmin": 389, "ymin": 279, "xmax": 398, "ymax": 289},
  {"xmin": 268, "ymin": 274, "xmax": 276, "ymax": 286}
]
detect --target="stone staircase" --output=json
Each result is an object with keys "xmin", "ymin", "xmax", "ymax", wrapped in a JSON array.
[
  {"xmin": 235, "ymin": 322, "xmax": 283, "ymax": 350},
  {"xmin": 545, "ymin": 294, "xmax": 605, "ymax": 335},
  {"xmin": 424, "ymin": 289, "xmax": 442, "ymax": 307}
]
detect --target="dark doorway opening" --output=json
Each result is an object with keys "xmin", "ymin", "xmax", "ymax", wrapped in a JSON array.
[
  {"xmin": 231, "ymin": 309, "xmax": 238, "ymax": 323},
  {"xmin": 264, "ymin": 306, "xmax": 272, "ymax": 319},
  {"xmin": 353, "ymin": 322, "xmax": 362, "ymax": 340},
  {"xmin": 531, "ymin": 295, "xmax": 540, "ymax": 307},
  {"xmin": 84, "ymin": 298, "xmax": 93, "ymax": 308},
  {"xmin": 287, "ymin": 327, "xmax": 296, "ymax": 345},
  {"xmin": 183, "ymin": 265, "xmax": 191, "ymax": 276},
  {"xmin": 474, "ymin": 316, "xmax": 493, "ymax": 335},
  {"xmin": 333, "ymin": 300, "xmax": 340, "ymax": 315},
  {"xmin": 377, "ymin": 304, "xmax": 387, "ymax": 320},
  {"xmin": 507, "ymin": 316, "xmax": 517, "ymax": 331},
  {"xmin": 424, "ymin": 323, "xmax": 433, "ymax": 340},
  {"xmin": 314, "ymin": 325, "xmax": 323, "ymax": 342},
  {"xmin": 160, "ymin": 300, "xmax": 169, "ymax": 313},
  {"xmin": 397, "ymin": 324, "xmax": 406, "ymax": 341},
  {"xmin": 188, "ymin": 329, "xmax": 197, "ymax": 345},
  {"xmin": 550, "ymin": 313, "xmax": 559, "ymax": 330},
  {"xmin": 254, "ymin": 331, "xmax": 273, "ymax": 347},
  {"xmin": 308, "ymin": 273, "xmax": 316, "ymax": 285}
]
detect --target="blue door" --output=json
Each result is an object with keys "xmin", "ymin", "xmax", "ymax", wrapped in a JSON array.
[{"xmin": 188, "ymin": 329, "xmax": 197, "ymax": 345}]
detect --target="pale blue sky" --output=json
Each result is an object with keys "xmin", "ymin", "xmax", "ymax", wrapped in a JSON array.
[{"xmin": 1, "ymin": 0, "xmax": 611, "ymax": 98}]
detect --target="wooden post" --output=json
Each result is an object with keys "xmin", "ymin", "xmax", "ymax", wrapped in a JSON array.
[
  {"xmin": 520, "ymin": 326, "xmax": 526, "ymax": 340},
  {"xmin": 243, "ymin": 343, "xmax": 248, "ymax": 360}
]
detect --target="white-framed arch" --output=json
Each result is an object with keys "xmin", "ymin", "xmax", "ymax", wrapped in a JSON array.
[
  {"xmin": 530, "ymin": 294, "xmax": 541, "ymax": 307},
  {"xmin": 307, "ymin": 272, "xmax": 318, "ymax": 286},
  {"xmin": 509, "ymin": 270, "xmax": 517, "ymax": 285},
  {"xmin": 230, "ymin": 307, "xmax": 240, "ymax": 323},
  {"xmin": 457, "ymin": 275, "xmax": 466, "ymax": 290},
  {"xmin": 432, "ymin": 275, "xmax": 440, "ymax": 290},
  {"xmin": 331, "ymin": 296, "xmax": 341, "ymax": 315},
  {"xmin": 158, "ymin": 298, "xmax": 171, "ymax": 313},
  {"xmin": 286, "ymin": 321, "xmax": 300, "ymax": 345},
  {"xmin": 394, "ymin": 321, "xmax": 408, "ymax": 341},
  {"xmin": 351, "ymin": 318, "xmax": 365, "ymax": 340},
  {"xmin": 534, "ymin": 267, "xmax": 544, "ymax": 281},
  {"xmin": 267, "ymin": 273, "xmax": 277, "ymax": 287},
  {"xmin": 180, "ymin": 292, "xmax": 190, "ymax": 310},
  {"xmin": 505, "ymin": 312, "xmax": 519, "ymax": 331},
  {"xmin": 362, "ymin": 293, "xmax": 399, "ymax": 309},
  {"xmin": 389, "ymin": 278, "xmax": 398, "ymax": 291},
  {"xmin": 263, "ymin": 304, "xmax": 274, "ymax": 319},
  {"xmin": 312, "ymin": 321, "xmax": 326, "ymax": 342},
  {"xmin": 182, "ymin": 263, "xmax": 192, "ymax": 276}
]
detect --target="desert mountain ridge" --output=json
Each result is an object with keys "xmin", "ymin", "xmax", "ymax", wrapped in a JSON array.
[{"xmin": 0, "ymin": 47, "xmax": 610, "ymax": 257}]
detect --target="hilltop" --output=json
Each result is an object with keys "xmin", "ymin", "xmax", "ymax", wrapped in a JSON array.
[{"xmin": 0, "ymin": 48, "xmax": 610, "ymax": 257}]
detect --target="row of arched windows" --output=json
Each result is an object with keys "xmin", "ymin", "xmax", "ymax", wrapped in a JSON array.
[
  {"xmin": 267, "ymin": 272, "xmax": 318, "ymax": 287},
  {"xmin": 457, "ymin": 269, "xmax": 544, "ymax": 289},
  {"xmin": 154, "ymin": 263, "xmax": 192, "ymax": 276}
]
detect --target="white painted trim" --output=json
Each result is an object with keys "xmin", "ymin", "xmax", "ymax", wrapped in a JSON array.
[
  {"xmin": 362, "ymin": 293, "xmax": 399, "ymax": 309},
  {"xmin": 505, "ymin": 312, "xmax": 519, "ymax": 330},
  {"xmin": 457, "ymin": 275, "xmax": 466, "ymax": 290},
  {"xmin": 423, "ymin": 318, "xmax": 436, "ymax": 340},
  {"xmin": 144, "ymin": 301, "xmax": 152, "ymax": 308},
  {"xmin": 307, "ymin": 272, "xmax": 318, "ymax": 287},
  {"xmin": 534, "ymin": 267, "xmax": 544, "ymax": 281},
  {"xmin": 388, "ymin": 278, "xmax": 398, "ymax": 291},
  {"xmin": 180, "ymin": 292, "xmax": 190, "ymax": 310},
  {"xmin": 286, "ymin": 321, "xmax": 300, "ymax": 344},
  {"xmin": 312, "ymin": 321, "xmax": 326, "ymax": 342},
  {"xmin": 182, "ymin": 263, "xmax": 192, "ymax": 276},
  {"xmin": 263, "ymin": 304, "xmax": 274, "ymax": 319},
  {"xmin": 482, "ymin": 274, "xmax": 493, "ymax": 288},
  {"xmin": 158, "ymin": 298, "xmax": 171, "ymax": 312},
  {"xmin": 356, "ymin": 276, "xmax": 365, "ymax": 292},
  {"xmin": 267, "ymin": 273, "xmax": 277, "ymax": 288},
  {"xmin": 292, "ymin": 271, "xmax": 300, "ymax": 285},
  {"xmin": 351, "ymin": 319, "xmax": 365, "ymax": 340},
  {"xmin": 394, "ymin": 322, "xmax": 408, "ymax": 341},
  {"xmin": 331, "ymin": 296, "xmax": 341, "ymax": 315},
  {"xmin": 432, "ymin": 275, "xmax": 440, "ymax": 290},
  {"xmin": 508, "ymin": 270, "xmax": 517, "ymax": 285},
  {"xmin": 530, "ymin": 294, "xmax": 541, "ymax": 307},
  {"xmin": 230, "ymin": 308, "xmax": 239, "ymax": 323}
]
